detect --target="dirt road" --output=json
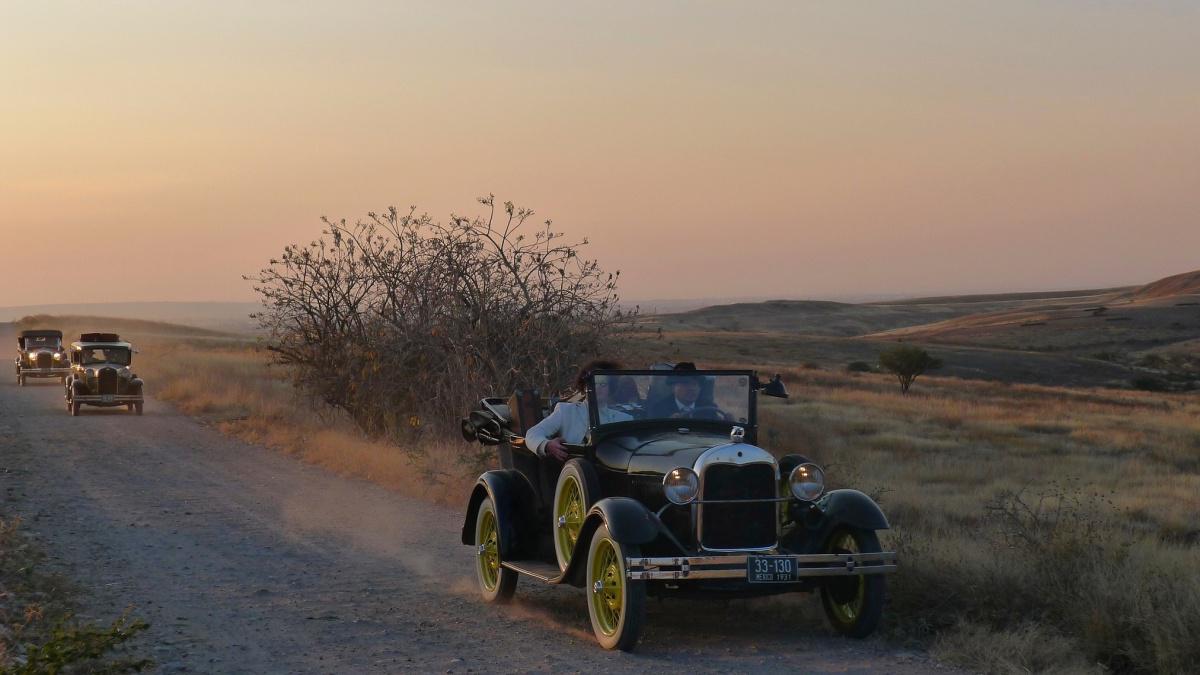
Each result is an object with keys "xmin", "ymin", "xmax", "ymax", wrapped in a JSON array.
[{"xmin": 1, "ymin": 329, "xmax": 943, "ymax": 673}]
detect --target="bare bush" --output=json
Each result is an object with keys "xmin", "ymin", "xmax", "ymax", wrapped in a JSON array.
[{"xmin": 246, "ymin": 196, "xmax": 631, "ymax": 441}]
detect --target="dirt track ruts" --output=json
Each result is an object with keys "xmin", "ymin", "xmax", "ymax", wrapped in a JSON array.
[{"xmin": 0, "ymin": 326, "xmax": 947, "ymax": 674}]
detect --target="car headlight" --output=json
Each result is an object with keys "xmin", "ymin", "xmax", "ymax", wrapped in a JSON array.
[
  {"xmin": 53, "ymin": 352, "xmax": 63, "ymax": 360},
  {"xmin": 85, "ymin": 368, "xmax": 95, "ymax": 378},
  {"xmin": 119, "ymin": 367, "xmax": 131, "ymax": 377},
  {"xmin": 663, "ymin": 467, "xmax": 700, "ymax": 505},
  {"xmin": 788, "ymin": 463, "xmax": 825, "ymax": 501}
]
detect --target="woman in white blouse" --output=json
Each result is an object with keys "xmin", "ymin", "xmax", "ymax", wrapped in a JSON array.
[{"xmin": 525, "ymin": 360, "xmax": 631, "ymax": 460}]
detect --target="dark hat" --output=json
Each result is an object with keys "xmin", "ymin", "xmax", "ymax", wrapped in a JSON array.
[{"xmin": 666, "ymin": 362, "xmax": 699, "ymax": 385}]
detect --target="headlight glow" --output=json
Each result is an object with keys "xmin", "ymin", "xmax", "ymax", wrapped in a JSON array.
[
  {"xmin": 788, "ymin": 463, "xmax": 825, "ymax": 501},
  {"xmin": 53, "ymin": 352, "xmax": 63, "ymax": 360},
  {"xmin": 662, "ymin": 467, "xmax": 700, "ymax": 505}
]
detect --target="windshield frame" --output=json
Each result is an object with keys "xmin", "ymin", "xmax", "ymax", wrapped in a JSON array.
[
  {"xmin": 79, "ymin": 346, "xmax": 133, "ymax": 366},
  {"xmin": 585, "ymin": 369, "xmax": 758, "ymax": 435},
  {"xmin": 22, "ymin": 337, "xmax": 62, "ymax": 351}
]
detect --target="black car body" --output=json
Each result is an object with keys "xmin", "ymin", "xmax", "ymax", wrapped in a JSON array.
[
  {"xmin": 64, "ymin": 333, "xmax": 144, "ymax": 415},
  {"xmin": 460, "ymin": 367, "xmax": 897, "ymax": 650},
  {"xmin": 15, "ymin": 329, "xmax": 70, "ymax": 385}
]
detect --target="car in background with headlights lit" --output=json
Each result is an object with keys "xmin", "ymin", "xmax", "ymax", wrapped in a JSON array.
[
  {"xmin": 15, "ymin": 329, "xmax": 71, "ymax": 386},
  {"xmin": 459, "ymin": 366, "xmax": 896, "ymax": 651},
  {"xmin": 64, "ymin": 333, "xmax": 144, "ymax": 416}
]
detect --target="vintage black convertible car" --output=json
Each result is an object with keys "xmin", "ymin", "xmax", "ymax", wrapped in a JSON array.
[
  {"xmin": 14, "ymin": 329, "xmax": 70, "ymax": 386},
  {"xmin": 64, "ymin": 333, "xmax": 145, "ymax": 415},
  {"xmin": 460, "ymin": 367, "xmax": 897, "ymax": 651}
]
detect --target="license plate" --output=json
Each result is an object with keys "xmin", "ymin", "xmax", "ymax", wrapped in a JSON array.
[
  {"xmin": 102, "ymin": 394, "xmax": 114, "ymax": 403},
  {"xmin": 747, "ymin": 556, "xmax": 797, "ymax": 583}
]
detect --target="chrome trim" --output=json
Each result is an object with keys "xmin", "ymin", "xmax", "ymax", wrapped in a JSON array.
[
  {"xmin": 73, "ymin": 395, "xmax": 143, "ymax": 403},
  {"xmin": 17, "ymin": 367, "xmax": 70, "ymax": 375},
  {"xmin": 693, "ymin": 443, "xmax": 780, "ymax": 552},
  {"xmin": 626, "ymin": 552, "xmax": 898, "ymax": 581}
]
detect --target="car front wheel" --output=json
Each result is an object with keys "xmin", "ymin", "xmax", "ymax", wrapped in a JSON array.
[
  {"xmin": 585, "ymin": 523, "xmax": 645, "ymax": 651},
  {"xmin": 473, "ymin": 496, "xmax": 517, "ymax": 603},
  {"xmin": 820, "ymin": 527, "xmax": 886, "ymax": 638},
  {"xmin": 553, "ymin": 459, "xmax": 599, "ymax": 571}
]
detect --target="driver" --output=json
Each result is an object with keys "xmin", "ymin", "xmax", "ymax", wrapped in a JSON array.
[
  {"xmin": 524, "ymin": 360, "xmax": 632, "ymax": 461},
  {"xmin": 651, "ymin": 362, "xmax": 728, "ymax": 420}
]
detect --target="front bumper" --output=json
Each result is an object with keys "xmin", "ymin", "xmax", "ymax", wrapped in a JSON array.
[
  {"xmin": 19, "ymin": 367, "xmax": 70, "ymax": 377},
  {"xmin": 627, "ymin": 552, "xmax": 897, "ymax": 581},
  {"xmin": 74, "ymin": 394, "xmax": 143, "ymax": 405}
]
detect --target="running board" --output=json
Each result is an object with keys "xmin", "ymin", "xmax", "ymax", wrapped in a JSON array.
[{"xmin": 501, "ymin": 560, "xmax": 565, "ymax": 584}]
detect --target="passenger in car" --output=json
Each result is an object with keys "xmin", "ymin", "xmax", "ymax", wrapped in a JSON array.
[{"xmin": 525, "ymin": 360, "xmax": 631, "ymax": 460}]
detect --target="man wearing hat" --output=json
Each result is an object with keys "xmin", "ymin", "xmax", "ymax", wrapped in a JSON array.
[{"xmin": 649, "ymin": 362, "xmax": 725, "ymax": 420}]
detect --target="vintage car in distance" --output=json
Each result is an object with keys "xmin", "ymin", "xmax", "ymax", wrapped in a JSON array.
[
  {"xmin": 15, "ymin": 329, "xmax": 71, "ymax": 386},
  {"xmin": 460, "ymin": 367, "xmax": 897, "ymax": 651},
  {"xmin": 64, "ymin": 333, "xmax": 145, "ymax": 416}
]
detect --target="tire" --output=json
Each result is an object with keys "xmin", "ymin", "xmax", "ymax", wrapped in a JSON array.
[
  {"xmin": 820, "ymin": 528, "xmax": 886, "ymax": 638},
  {"xmin": 18, "ymin": 375, "xmax": 24, "ymax": 387},
  {"xmin": 70, "ymin": 400, "xmax": 80, "ymax": 416},
  {"xmin": 553, "ymin": 459, "xmax": 600, "ymax": 571},
  {"xmin": 473, "ymin": 497, "xmax": 517, "ymax": 603},
  {"xmin": 585, "ymin": 523, "xmax": 645, "ymax": 651},
  {"xmin": 135, "ymin": 402, "xmax": 143, "ymax": 415}
]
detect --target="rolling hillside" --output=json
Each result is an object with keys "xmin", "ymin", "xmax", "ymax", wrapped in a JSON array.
[{"xmin": 637, "ymin": 270, "xmax": 1200, "ymax": 389}]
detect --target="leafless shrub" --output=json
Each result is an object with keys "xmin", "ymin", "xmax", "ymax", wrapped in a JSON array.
[{"xmin": 246, "ymin": 196, "xmax": 632, "ymax": 442}]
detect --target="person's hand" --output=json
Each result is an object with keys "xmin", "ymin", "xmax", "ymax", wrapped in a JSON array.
[{"xmin": 545, "ymin": 438, "xmax": 569, "ymax": 461}]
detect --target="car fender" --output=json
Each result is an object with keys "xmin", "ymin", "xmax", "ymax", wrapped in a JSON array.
[
  {"xmin": 128, "ymin": 377, "xmax": 144, "ymax": 393},
  {"xmin": 460, "ymin": 470, "xmax": 539, "ymax": 559},
  {"xmin": 71, "ymin": 378, "xmax": 90, "ymax": 395},
  {"xmin": 562, "ymin": 497, "xmax": 671, "ymax": 587},
  {"xmin": 818, "ymin": 489, "xmax": 890, "ymax": 531}
]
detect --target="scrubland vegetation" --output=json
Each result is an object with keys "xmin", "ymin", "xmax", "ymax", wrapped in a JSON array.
[{"xmin": 756, "ymin": 366, "xmax": 1200, "ymax": 674}]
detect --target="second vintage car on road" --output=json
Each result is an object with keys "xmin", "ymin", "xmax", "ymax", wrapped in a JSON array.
[
  {"xmin": 14, "ymin": 329, "xmax": 71, "ymax": 386},
  {"xmin": 460, "ymin": 366, "xmax": 897, "ymax": 651},
  {"xmin": 64, "ymin": 333, "xmax": 145, "ymax": 416}
]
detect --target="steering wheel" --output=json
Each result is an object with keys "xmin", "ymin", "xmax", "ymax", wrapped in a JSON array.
[{"xmin": 675, "ymin": 405, "xmax": 729, "ymax": 421}]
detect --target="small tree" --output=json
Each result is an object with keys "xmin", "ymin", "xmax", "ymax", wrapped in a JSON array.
[{"xmin": 878, "ymin": 345, "xmax": 942, "ymax": 394}]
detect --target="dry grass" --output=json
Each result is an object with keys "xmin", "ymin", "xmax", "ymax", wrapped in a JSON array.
[
  {"xmin": 21, "ymin": 316, "xmax": 1200, "ymax": 672},
  {"xmin": 753, "ymin": 365, "xmax": 1200, "ymax": 673}
]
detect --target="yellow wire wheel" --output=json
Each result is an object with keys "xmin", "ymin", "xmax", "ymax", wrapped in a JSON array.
[
  {"xmin": 474, "ymin": 496, "xmax": 516, "ymax": 603},
  {"xmin": 585, "ymin": 523, "xmax": 645, "ymax": 651},
  {"xmin": 820, "ymin": 527, "xmax": 886, "ymax": 638},
  {"xmin": 553, "ymin": 459, "xmax": 599, "ymax": 571}
]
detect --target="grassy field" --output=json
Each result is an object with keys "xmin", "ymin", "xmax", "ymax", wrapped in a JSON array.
[{"xmin": 19, "ymin": 315, "xmax": 1200, "ymax": 673}]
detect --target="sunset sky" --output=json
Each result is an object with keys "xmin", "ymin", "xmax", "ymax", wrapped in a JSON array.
[{"xmin": 3, "ymin": 1, "xmax": 1198, "ymax": 307}]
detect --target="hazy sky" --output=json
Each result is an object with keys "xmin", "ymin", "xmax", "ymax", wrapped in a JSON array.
[{"xmin": 2, "ymin": 1, "xmax": 1198, "ymax": 307}]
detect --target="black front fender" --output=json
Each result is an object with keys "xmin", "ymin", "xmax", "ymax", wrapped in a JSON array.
[
  {"xmin": 560, "ymin": 497, "xmax": 675, "ymax": 587},
  {"xmin": 819, "ymin": 489, "xmax": 890, "ymax": 531},
  {"xmin": 460, "ymin": 470, "xmax": 539, "ymax": 560}
]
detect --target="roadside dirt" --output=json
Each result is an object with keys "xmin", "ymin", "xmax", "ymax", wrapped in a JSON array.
[{"xmin": 0, "ymin": 329, "xmax": 947, "ymax": 674}]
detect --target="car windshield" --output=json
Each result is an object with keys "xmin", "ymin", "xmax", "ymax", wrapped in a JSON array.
[
  {"xmin": 24, "ymin": 336, "xmax": 60, "ymax": 350},
  {"xmin": 589, "ymin": 371, "xmax": 753, "ymax": 427},
  {"xmin": 81, "ymin": 347, "xmax": 131, "ymax": 366}
]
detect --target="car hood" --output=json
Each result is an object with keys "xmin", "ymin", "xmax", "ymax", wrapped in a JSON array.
[{"xmin": 597, "ymin": 428, "xmax": 739, "ymax": 477}]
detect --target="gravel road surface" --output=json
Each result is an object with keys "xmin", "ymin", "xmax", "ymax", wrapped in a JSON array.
[{"xmin": 0, "ymin": 326, "xmax": 946, "ymax": 673}]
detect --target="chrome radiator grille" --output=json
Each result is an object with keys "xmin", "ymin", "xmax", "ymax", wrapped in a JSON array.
[
  {"xmin": 699, "ymin": 462, "xmax": 776, "ymax": 550},
  {"xmin": 36, "ymin": 353, "xmax": 52, "ymax": 368}
]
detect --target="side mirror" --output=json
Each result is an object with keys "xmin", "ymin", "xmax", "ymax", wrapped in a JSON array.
[{"xmin": 761, "ymin": 374, "xmax": 789, "ymax": 399}]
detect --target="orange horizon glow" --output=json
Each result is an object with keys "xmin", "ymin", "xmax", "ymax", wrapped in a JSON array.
[{"xmin": 2, "ymin": 1, "xmax": 1198, "ymax": 307}]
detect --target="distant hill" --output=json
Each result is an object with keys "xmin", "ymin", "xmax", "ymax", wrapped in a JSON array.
[
  {"xmin": 635, "ymin": 269, "xmax": 1200, "ymax": 389},
  {"xmin": 0, "ymin": 302, "xmax": 258, "ymax": 332},
  {"xmin": 16, "ymin": 314, "xmax": 237, "ymax": 340},
  {"xmin": 1124, "ymin": 269, "xmax": 1200, "ymax": 302}
]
